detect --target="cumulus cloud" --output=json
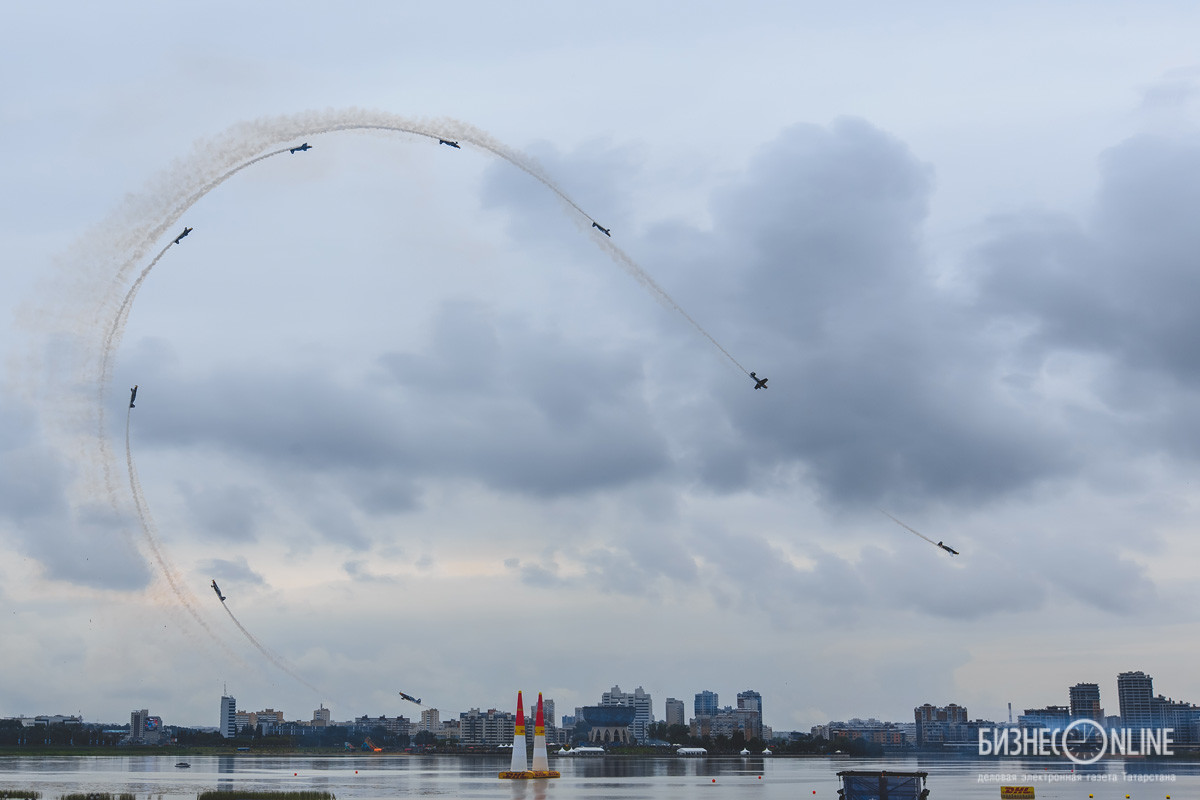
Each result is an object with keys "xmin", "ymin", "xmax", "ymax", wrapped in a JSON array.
[{"xmin": 11, "ymin": 100, "xmax": 1200, "ymax": 725}]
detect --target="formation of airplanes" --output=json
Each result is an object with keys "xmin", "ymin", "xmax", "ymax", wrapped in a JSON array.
[{"xmin": 115, "ymin": 133, "xmax": 987, "ymax": 691}]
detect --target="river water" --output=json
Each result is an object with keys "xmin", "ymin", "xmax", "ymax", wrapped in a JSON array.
[{"xmin": 0, "ymin": 754, "xmax": 1193, "ymax": 800}]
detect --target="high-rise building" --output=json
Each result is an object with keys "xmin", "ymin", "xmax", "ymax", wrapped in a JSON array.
[
  {"xmin": 458, "ymin": 708, "xmax": 515, "ymax": 747},
  {"xmin": 1019, "ymin": 705, "xmax": 1070, "ymax": 729},
  {"xmin": 355, "ymin": 715, "xmax": 411, "ymax": 736},
  {"xmin": 419, "ymin": 708, "xmax": 441, "ymax": 733},
  {"xmin": 1069, "ymin": 683, "xmax": 1103, "ymax": 722},
  {"xmin": 1118, "ymin": 671, "xmax": 1154, "ymax": 729},
  {"xmin": 130, "ymin": 709, "xmax": 148, "ymax": 743},
  {"xmin": 736, "ymin": 690, "xmax": 765, "ymax": 739},
  {"xmin": 127, "ymin": 709, "xmax": 163, "ymax": 744},
  {"xmin": 220, "ymin": 694, "xmax": 237, "ymax": 738},
  {"xmin": 665, "ymin": 698, "xmax": 685, "ymax": 728},
  {"xmin": 738, "ymin": 690, "xmax": 763, "ymax": 717},
  {"xmin": 695, "ymin": 690, "xmax": 718, "ymax": 717},
  {"xmin": 601, "ymin": 685, "xmax": 654, "ymax": 743},
  {"xmin": 914, "ymin": 703, "xmax": 968, "ymax": 746},
  {"xmin": 254, "ymin": 709, "xmax": 285, "ymax": 728},
  {"xmin": 313, "ymin": 704, "xmax": 331, "ymax": 727}
]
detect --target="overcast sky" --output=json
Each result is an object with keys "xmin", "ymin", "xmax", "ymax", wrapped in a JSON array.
[{"xmin": 4, "ymin": 1, "xmax": 1200, "ymax": 731}]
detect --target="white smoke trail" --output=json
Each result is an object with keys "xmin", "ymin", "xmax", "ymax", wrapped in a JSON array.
[
  {"xmin": 131, "ymin": 408, "xmax": 320, "ymax": 690},
  {"xmin": 28, "ymin": 109, "xmax": 749, "ymax": 650},
  {"xmin": 879, "ymin": 509, "xmax": 938, "ymax": 546},
  {"xmin": 88, "ymin": 112, "xmax": 747, "ymax": 394},
  {"xmin": 218, "ymin": 600, "xmax": 326, "ymax": 697},
  {"xmin": 95, "ymin": 243, "xmax": 171, "ymax": 512},
  {"xmin": 126, "ymin": 406, "xmax": 242, "ymax": 662},
  {"xmin": 593, "ymin": 235, "xmax": 749, "ymax": 374}
]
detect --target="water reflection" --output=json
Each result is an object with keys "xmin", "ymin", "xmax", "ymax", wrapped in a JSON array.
[
  {"xmin": 508, "ymin": 778, "xmax": 549, "ymax": 800},
  {"xmin": 1, "ymin": 754, "xmax": 1198, "ymax": 800}
]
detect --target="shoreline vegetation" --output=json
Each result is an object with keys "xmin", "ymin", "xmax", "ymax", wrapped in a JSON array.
[{"xmin": 0, "ymin": 794, "xmax": 335, "ymax": 800}]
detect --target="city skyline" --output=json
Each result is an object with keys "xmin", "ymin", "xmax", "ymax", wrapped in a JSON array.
[
  {"xmin": 5, "ymin": 2, "xmax": 1200, "ymax": 729},
  {"xmin": 10, "ymin": 669, "xmax": 1194, "ymax": 737}
]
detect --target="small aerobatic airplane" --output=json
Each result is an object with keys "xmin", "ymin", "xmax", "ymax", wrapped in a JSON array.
[
  {"xmin": 211, "ymin": 580, "xmax": 226, "ymax": 602},
  {"xmin": 937, "ymin": 541, "xmax": 960, "ymax": 556},
  {"xmin": 173, "ymin": 227, "xmax": 192, "ymax": 244},
  {"xmin": 289, "ymin": 143, "xmax": 312, "ymax": 153},
  {"xmin": 750, "ymin": 372, "xmax": 768, "ymax": 390},
  {"xmin": 129, "ymin": 385, "xmax": 138, "ymax": 408},
  {"xmin": 591, "ymin": 221, "xmax": 611, "ymax": 236},
  {"xmin": 398, "ymin": 691, "xmax": 422, "ymax": 706},
  {"xmin": 438, "ymin": 139, "xmax": 460, "ymax": 148}
]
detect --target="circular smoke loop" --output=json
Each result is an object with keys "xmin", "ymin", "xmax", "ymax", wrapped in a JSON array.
[{"xmin": 28, "ymin": 108, "xmax": 749, "ymax": 690}]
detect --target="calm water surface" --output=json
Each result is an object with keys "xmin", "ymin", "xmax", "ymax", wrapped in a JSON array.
[{"xmin": 0, "ymin": 755, "xmax": 1194, "ymax": 800}]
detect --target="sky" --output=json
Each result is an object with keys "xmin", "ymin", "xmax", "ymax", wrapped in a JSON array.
[{"xmin": 4, "ymin": 1, "xmax": 1200, "ymax": 732}]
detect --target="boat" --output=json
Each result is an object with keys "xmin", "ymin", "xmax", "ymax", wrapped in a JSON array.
[{"xmin": 175, "ymin": 762, "xmax": 191, "ymax": 768}]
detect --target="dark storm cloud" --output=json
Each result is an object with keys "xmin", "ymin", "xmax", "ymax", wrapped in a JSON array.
[
  {"xmin": 124, "ymin": 300, "xmax": 669, "ymax": 518},
  {"xmin": 671, "ymin": 119, "xmax": 1076, "ymax": 506},
  {"xmin": 377, "ymin": 301, "xmax": 671, "ymax": 497},
  {"xmin": 0, "ymin": 399, "xmax": 149, "ymax": 589},
  {"xmin": 476, "ymin": 118, "xmax": 1086, "ymax": 508},
  {"xmin": 7, "ymin": 499, "xmax": 150, "ymax": 591},
  {"xmin": 689, "ymin": 520, "xmax": 1149, "ymax": 624},
  {"xmin": 176, "ymin": 482, "xmax": 266, "ymax": 542},
  {"xmin": 975, "ymin": 132, "xmax": 1200, "ymax": 454},
  {"xmin": 507, "ymin": 521, "xmax": 702, "ymax": 595}
]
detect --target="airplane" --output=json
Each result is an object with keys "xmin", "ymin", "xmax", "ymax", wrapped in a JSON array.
[
  {"xmin": 129, "ymin": 385, "xmax": 137, "ymax": 408},
  {"xmin": 438, "ymin": 139, "xmax": 460, "ymax": 149},
  {"xmin": 936, "ymin": 541, "xmax": 960, "ymax": 556},
  {"xmin": 289, "ymin": 143, "xmax": 312, "ymax": 153},
  {"xmin": 211, "ymin": 580, "xmax": 226, "ymax": 602},
  {"xmin": 750, "ymin": 372, "xmax": 768, "ymax": 390},
  {"xmin": 591, "ymin": 222, "xmax": 611, "ymax": 236},
  {"xmin": 173, "ymin": 227, "xmax": 192, "ymax": 244},
  {"xmin": 398, "ymin": 691, "xmax": 422, "ymax": 705}
]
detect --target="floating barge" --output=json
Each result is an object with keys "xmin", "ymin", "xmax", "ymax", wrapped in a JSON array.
[{"xmin": 837, "ymin": 770, "xmax": 930, "ymax": 800}]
